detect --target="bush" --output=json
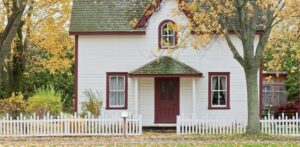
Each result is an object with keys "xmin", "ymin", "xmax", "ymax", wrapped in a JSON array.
[
  {"xmin": 26, "ymin": 87, "xmax": 62, "ymax": 117},
  {"xmin": 0, "ymin": 93, "xmax": 26, "ymax": 119},
  {"xmin": 81, "ymin": 89, "xmax": 102, "ymax": 117},
  {"xmin": 24, "ymin": 69, "xmax": 74, "ymax": 113},
  {"xmin": 274, "ymin": 102, "xmax": 300, "ymax": 118}
]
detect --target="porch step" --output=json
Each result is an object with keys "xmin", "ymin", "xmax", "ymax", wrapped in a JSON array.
[{"xmin": 143, "ymin": 127, "xmax": 176, "ymax": 133}]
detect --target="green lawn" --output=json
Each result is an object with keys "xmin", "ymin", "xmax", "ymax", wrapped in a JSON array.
[{"xmin": 0, "ymin": 131, "xmax": 300, "ymax": 146}]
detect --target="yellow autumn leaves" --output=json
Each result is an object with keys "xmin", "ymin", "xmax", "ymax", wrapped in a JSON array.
[
  {"xmin": 23, "ymin": 0, "xmax": 73, "ymax": 75},
  {"xmin": 264, "ymin": 0, "xmax": 300, "ymax": 73}
]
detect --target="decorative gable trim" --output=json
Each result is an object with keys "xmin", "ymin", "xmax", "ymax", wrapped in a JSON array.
[
  {"xmin": 133, "ymin": 0, "xmax": 264, "ymax": 35},
  {"xmin": 134, "ymin": 0, "xmax": 162, "ymax": 29},
  {"xmin": 134, "ymin": 0, "xmax": 196, "ymax": 29},
  {"xmin": 134, "ymin": 0, "xmax": 189, "ymax": 29}
]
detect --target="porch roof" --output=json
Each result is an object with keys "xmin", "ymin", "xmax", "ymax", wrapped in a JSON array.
[{"xmin": 129, "ymin": 56, "xmax": 203, "ymax": 77}]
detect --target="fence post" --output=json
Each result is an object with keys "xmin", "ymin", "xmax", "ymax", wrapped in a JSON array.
[
  {"xmin": 121, "ymin": 111, "xmax": 129, "ymax": 137},
  {"xmin": 296, "ymin": 113, "xmax": 299, "ymax": 135},
  {"xmin": 176, "ymin": 115, "xmax": 179, "ymax": 135},
  {"xmin": 139, "ymin": 115, "xmax": 142, "ymax": 135}
]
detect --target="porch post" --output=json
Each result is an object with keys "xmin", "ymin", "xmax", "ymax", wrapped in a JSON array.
[
  {"xmin": 135, "ymin": 78, "xmax": 139, "ymax": 115},
  {"xmin": 192, "ymin": 78, "xmax": 196, "ymax": 115}
]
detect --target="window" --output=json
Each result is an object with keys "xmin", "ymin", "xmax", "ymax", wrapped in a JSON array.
[
  {"xmin": 262, "ymin": 83, "xmax": 287, "ymax": 108},
  {"xmin": 106, "ymin": 73, "xmax": 128, "ymax": 109},
  {"xmin": 208, "ymin": 72, "xmax": 230, "ymax": 109},
  {"xmin": 159, "ymin": 20, "xmax": 177, "ymax": 49}
]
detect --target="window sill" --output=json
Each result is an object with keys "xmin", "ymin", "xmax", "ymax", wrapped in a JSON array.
[
  {"xmin": 159, "ymin": 47, "xmax": 175, "ymax": 50},
  {"xmin": 106, "ymin": 107, "xmax": 127, "ymax": 110},
  {"xmin": 208, "ymin": 107, "xmax": 230, "ymax": 110}
]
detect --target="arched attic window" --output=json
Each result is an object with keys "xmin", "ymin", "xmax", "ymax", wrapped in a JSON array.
[{"xmin": 159, "ymin": 20, "xmax": 177, "ymax": 49}]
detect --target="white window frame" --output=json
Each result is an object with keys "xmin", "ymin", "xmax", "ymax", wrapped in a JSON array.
[
  {"xmin": 211, "ymin": 75, "xmax": 227, "ymax": 107},
  {"xmin": 161, "ymin": 23, "xmax": 176, "ymax": 48},
  {"xmin": 109, "ymin": 75, "xmax": 126, "ymax": 108}
]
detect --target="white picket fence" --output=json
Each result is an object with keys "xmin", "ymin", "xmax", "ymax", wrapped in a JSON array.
[
  {"xmin": 261, "ymin": 113, "xmax": 300, "ymax": 136},
  {"xmin": 177, "ymin": 113, "xmax": 300, "ymax": 136},
  {"xmin": 176, "ymin": 114, "xmax": 246, "ymax": 135},
  {"xmin": 0, "ymin": 113, "xmax": 142, "ymax": 137}
]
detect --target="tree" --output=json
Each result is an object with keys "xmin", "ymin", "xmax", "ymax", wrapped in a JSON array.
[
  {"xmin": 171, "ymin": 0, "xmax": 299, "ymax": 134},
  {"xmin": 0, "ymin": 0, "xmax": 73, "ymax": 99},
  {"xmin": 264, "ymin": 3, "xmax": 300, "ymax": 102},
  {"xmin": 0, "ymin": 0, "xmax": 27, "ymax": 94}
]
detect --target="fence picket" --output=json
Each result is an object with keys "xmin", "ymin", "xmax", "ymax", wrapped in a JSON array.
[
  {"xmin": 176, "ymin": 113, "xmax": 300, "ymax": 136},
  {"xmin": 0, "ymin": 113, "xmax": 142, "ymax": 137}
]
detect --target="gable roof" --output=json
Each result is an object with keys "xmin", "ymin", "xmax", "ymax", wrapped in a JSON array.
[
  {"xmin": 69, "ymin": 0, "xmax": 152, "ymax": 34},
  {"xmin": 70, "ymin": 0, "xmax": 265, "ymax": 34},
  {"xmin": 129, "ymin": 56, "xmax": 203, "ymax": 77},
  {"xmin": 134, "ymin": 0, "xmax": 265, "ymax": 31}
]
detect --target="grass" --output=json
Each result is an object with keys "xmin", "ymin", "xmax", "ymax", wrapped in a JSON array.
[{"xmin": 0, "ymin": 131, "xmax": 300, "ymax": 146}]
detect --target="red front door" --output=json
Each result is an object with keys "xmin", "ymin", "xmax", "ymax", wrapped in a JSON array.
[{"xmin": 155, "ymin": 78, "xmax": 179, "ymax": 123}]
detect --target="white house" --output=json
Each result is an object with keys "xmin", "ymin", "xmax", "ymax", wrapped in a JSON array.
[{"xmin": 69, "ymin": 0, "xmax": 262, "ymax": 127}]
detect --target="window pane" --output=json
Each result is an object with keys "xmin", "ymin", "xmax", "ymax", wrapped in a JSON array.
[
  {"xmin": 161, "ymin": 36, "xmax": 167, "ymax": 47},
  {"xmin": 109, "ymin": 91, "xmax": 117, "ymax": 105},
  {"xmin": 212, "ymin": 91, "xmax": 218, "ymax": 105},
  {"xmin": 118, "ymin": 92, "xmax": 125, "ymax": 106},
  {"xmin": 169, "ymin": 36, "xmax": 175, "ymax": 46},
  {"xmin": 168, "ymin": 29, "xmax": 175, "ymax": 35},
  {"xmin": 220, "ymin": 76, "xmax": 226, "ymax": 90},
  {"xmin": 110, "ymin": 77, "xmax": 117, "ymax": 90},
  {"xmin": 162, "ymin": 24, "xmax": 168, "ymax": 35},
  {"xmin": 118, "ymin": 77, "xmax": 125, "ymax": 90},
  {"xmin": 220, "ymin": 91, "xmax": 226, "ymax": 105},
  {"xmin": 212, "ymin": 77, "xmax": 218, "ymax": 90}
]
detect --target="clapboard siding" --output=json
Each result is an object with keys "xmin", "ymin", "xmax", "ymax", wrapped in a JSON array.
[
  {"xmin": 77, "ymin": 0, "xmax": 258, "ymax": 126},
  {"xmin": 139, "ymin": 78, "xmax": 155, "ymax": 126},
  {"xmin": 180, "ymin": 78, "xmax": 193, "ymax": 115}
]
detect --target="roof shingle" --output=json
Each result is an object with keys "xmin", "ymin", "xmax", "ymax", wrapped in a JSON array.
[
  {"xmin": 129, "ymin": 56, "xmax": 203, "ymax": 76},
  {"xmin": 70, "ymin": 0, "xmax": 152, "ymax": 33}
]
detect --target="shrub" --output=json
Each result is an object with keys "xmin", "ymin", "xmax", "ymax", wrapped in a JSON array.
[
  {"xmin": 26, "ymin": 87, "xmax": 62, "ymax": 117},
  {"xmin": 274, "ymin": 102, "xmax": 300, "ymax": 118},
  {"xmin": 81, "ymin": 89, "xmax": 102, "ymax": 117},
  {"xmin": 0, "ymin": 93, "xmax": 26, "ymax": 119}
]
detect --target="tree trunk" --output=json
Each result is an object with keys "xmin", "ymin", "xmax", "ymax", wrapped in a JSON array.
[
  {"xmin": 245, "ymin": 68, "xmax": 261, "ymax": 134},
  {"xmin": 0, "ymin": 63, "xmax": 11, "ymax": 98},
  {"xmin": 0, "ymin": 2, "xmax": 27, "ymax": 95},
  {"xmin": 12, "ymin": 21, "xmax": 25, "ymax": 92}
]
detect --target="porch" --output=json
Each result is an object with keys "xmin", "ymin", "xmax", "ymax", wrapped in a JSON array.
[{"xmin": 128, "ymin": 56, "xmax": 203, "ymax": 126}]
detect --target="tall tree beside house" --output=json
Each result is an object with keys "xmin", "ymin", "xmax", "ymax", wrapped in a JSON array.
[
  {"xmin": 167, "ymin": 0, "xmax": 299, "ymax": 134},
  {"xmin": 0, "ymin": 0, "xmax": 73, "ymax": 105}
]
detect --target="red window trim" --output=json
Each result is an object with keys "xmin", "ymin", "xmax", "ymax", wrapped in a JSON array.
[
  {"xmin": 74, "ymin": 35, "xmax": 78, "ymax": 112},
  {"xmin": 208, "ymin": 72, "xmax": 230, "ymax": 110},
  {"xmin": 106, "ymin": 72, "xmax": 128, "ymax": 110},
  {"xmin": 158, "ymin": 20, "xmax": 177, "ymax": 49}
]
